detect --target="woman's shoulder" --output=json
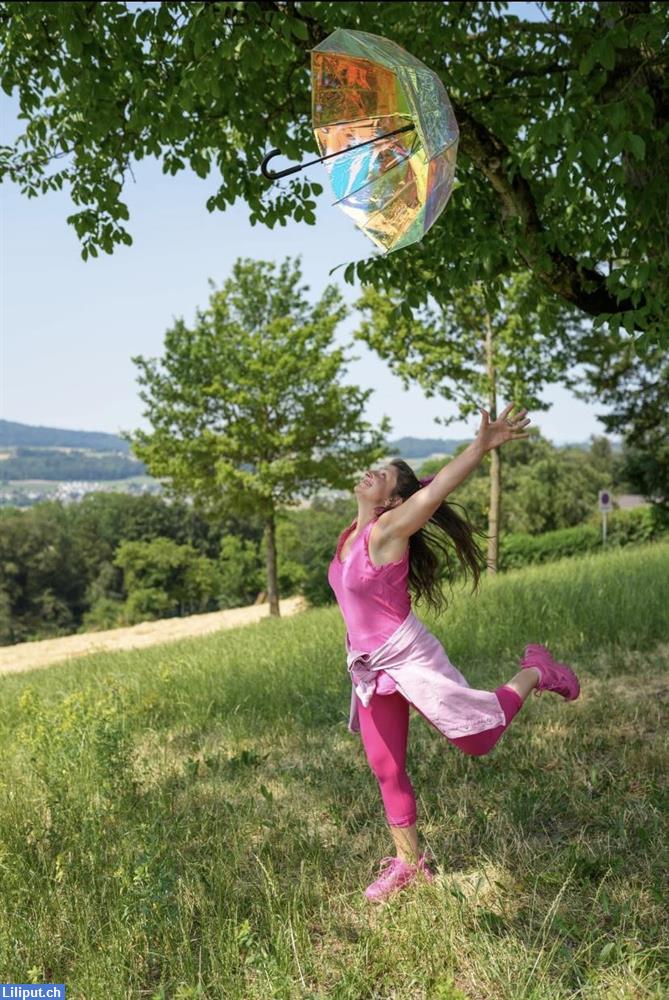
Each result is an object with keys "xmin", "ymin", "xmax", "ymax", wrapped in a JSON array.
[{"xmin": 368, "ymin": 515, "xmax": 409, "ymax": 567}]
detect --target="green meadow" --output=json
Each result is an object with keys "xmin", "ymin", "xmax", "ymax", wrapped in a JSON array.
[{"xmin": 1, "ymin": 542, "xmax": 667, "ymax": 998}]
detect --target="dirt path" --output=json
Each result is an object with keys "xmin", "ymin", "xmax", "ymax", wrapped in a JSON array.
[{"xmin": 0, "ymin": 595, "xmax": 309, "ymax": 676}]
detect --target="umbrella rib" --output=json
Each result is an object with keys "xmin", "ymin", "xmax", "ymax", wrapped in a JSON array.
[
  {"xmin": 314, "ymin": 112, "xmax": 413, "ymax": 130},
  {"xmin": 329, "ymin": 133, "xmax": 421, "ymax": 207},
  {"xmin": 356, "ymin": 172, "xmax": 425, "ymax": 248}
]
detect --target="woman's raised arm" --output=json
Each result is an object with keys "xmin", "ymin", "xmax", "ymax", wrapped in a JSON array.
[{"xmin": 383, "ymin": 403, "xmax": 531, "ymax": 541}]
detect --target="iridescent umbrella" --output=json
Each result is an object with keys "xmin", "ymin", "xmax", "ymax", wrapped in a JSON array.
[{"xmin": 260, "ymin": 28, "xmax": 459, "ymax": 255}]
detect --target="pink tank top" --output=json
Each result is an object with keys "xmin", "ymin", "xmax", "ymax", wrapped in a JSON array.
[{"xmin": 327, "ymin": 516, "xmax": 411, "ymax": 653}]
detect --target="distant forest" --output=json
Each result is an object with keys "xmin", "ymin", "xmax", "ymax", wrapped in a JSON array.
[
  {"xmin": 0, "ymin": 448, "xmax": 145, "ymax": 481},
  {"xmin": 0, "ymin": 419, "xmax": 130, "ymax": 452}
]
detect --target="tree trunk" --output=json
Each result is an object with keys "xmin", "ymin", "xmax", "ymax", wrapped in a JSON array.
[
  {"xmin": 485, "ymin": 310, "xmax": 501, "ymax": 574},
  {"xmin": 265, "ymin": 511, "xmax": 280, "ymax": 617}
]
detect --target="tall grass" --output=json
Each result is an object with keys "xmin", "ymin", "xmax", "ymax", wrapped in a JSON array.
[
  {"xmin": 433, "ymin": 540, "xmax": 669, "ymax": 669},
  {"xmin": 0, "ymin": 542, "xmax": 667, "ymax": 998}
]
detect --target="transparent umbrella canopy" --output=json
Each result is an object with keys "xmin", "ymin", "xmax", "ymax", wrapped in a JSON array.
[{"xmin": 260, "ymin": 28, "xmax": 459, "ymax": 255}]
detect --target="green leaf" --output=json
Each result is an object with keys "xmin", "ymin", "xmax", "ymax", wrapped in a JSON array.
[
  {"xmin": 564, "ymin": 142, "xmax": 579, "ymax": 164},
  {"xmin": 135, "ymin": 10, "xmax": 153, "ymax": 40},
  {"xmin": 582, "ymin": 137, "xmax": 600, "ymax": 171},
  {"xmin": 193, "ymin": 26, "xmax": 209, "ymax": 60},
  {"xmin": 599, "ymin": 941, "xmax": 615, "ymax": 961},
  {"xmin": 344, "ymin": 263, "xmax": 355, "ymax": 284},
  {"xmin": 542, "ymin": 116, "xmax": 559, "ymax": 147},
  {"xmin": 607, "ymin": 101, "xmax": 628, "ymax": 131},
  {"xmin": 598, "ymin": 37, "xmax": 615, "ymax": 72},
  {"xmin": 289, "ymin": 18, "xmax": 309, "ymax": 41},
  {"xmin": 626, "ymin": 133, "xmax": 645, "ymax": 161},
  {"xmin": 633, "ymin": 332, "xmax": 653, "ymax": 358},
  {"xmin": 622, "ymin": 312, "xmax": 636, "ymax": 336},
  {"xmin": 629, "ymin": 21, "xmax": 649, "ymax": 46},
  {"xmin": 609, "ymin": 132, "xmax": 625, "ymax": 158},
  {"xmin": 607, "ymin": 315, "xmax": 621, "ymax": 337},
  {"xmin": 578, "ymin": 46, "xmax": 596, "ymax": 76}
]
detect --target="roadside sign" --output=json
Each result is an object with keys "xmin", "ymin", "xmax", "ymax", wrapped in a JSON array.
[
  {"xmin": 598, "ymin": 490, "xmax": 613, "ymax": 512},
  {"xmin": 599, "ymin": 490, "xmax": 613, "ymax": 545}
]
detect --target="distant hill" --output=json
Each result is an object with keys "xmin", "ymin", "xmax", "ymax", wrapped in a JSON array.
[
  {"xmin": 0, "ymin": 448, "xmax": 145, "ymax": 481},
  {"xmin": 0, "ymin": 419, "xmax": 130, "ymax": 452},
  {"xmin": 384, "ymin": 437, "xmax": 468, "ymax": 459},
  {"xmin": 386, "ymin": 435, "xmax": 623, "ymax": 458}
]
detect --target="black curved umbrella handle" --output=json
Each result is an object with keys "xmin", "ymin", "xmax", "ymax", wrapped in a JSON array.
[
  {"xmin": 260, "ymin": 149, "xmax": 303, "ymax": 180},
  {"xmin": 259, "ymin": 123, "xmax": 415, "ymax": 182}
]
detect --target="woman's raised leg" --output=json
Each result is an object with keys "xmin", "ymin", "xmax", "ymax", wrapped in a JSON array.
[
  {"xmin": 447, "ymin": 666, "xmax": 541, "ymax": 756},
  {"xmin": 502, "ymin": 665, "xmax": 541, "ymax": 702}
]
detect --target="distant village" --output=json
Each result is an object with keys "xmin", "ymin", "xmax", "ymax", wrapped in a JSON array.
[
  {"xmin": 0, "ymin": 477, "xmax": 356, "ymax": 509},
  {"xmin": 0, "ymin": 478, "xmax": 164, "ymax": 507}
]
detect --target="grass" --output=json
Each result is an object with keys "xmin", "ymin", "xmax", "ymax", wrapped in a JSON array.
[{"xmin": 0, "ymin": 542, "xmax": 667, "ymax": 998}]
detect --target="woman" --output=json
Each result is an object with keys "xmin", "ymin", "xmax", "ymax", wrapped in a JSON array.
[{"xmin": 327, "ymin": 403, "xmax": 581, "ymax": 903}]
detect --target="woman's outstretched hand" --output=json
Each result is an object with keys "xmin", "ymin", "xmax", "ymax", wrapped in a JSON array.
[{"xmin": 476, "ymin": 402, "xmax": 531, "ymax": 452}]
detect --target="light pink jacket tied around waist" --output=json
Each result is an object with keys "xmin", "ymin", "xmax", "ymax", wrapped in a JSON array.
[{"xmin": 346, "ymin": 608, "xmax": 506, "ymax": 739}]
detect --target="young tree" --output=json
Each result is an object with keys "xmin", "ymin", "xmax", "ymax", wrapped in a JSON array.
[
  {"xmin": 574, "ymin": 340, "xmax": 669, "ymax": 506},
  {"xmin": 114, "ymin": 537, "xmax": 219, "ymax": 622},
  {"xmin": 1, "ymin": 2, "xmax": 666, "ymax": 348},
  {"xmin": 125, "ymin": 256, "xmax": 392, "ymax": 616},
  {"xmin": 354, "ymin": 272, "xmax": 583, "ymax": 570}
]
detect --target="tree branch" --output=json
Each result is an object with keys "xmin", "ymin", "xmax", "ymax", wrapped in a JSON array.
[
  {"xmin": 453, "ymin": 101, "xmax": 643, "ymax": 321},
  {"xmin": 282, "ymin": 11, "xmax": 647, "ymax": 325}
]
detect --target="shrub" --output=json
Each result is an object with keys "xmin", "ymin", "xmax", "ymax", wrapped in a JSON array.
[
  {"xmin": 499, "ymin": 505, "xmax": 669, "ymax": 571},
  {"xmin": 79, "ymin": 597, "xmax": 125, "ymax": 632}
]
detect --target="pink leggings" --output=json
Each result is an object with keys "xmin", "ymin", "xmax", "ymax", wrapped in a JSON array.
[{"xmin": 356, "ymin": 685, "xmax": 523, "ymax": 827}]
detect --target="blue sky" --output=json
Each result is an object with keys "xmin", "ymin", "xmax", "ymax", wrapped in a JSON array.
[{"xmin": 0, "ymin": 2, "xmax": 615, "ymax": 446}]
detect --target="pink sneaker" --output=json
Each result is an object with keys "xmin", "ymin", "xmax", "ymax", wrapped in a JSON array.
[
  {"xmin": 364, "ymin": 853, "xmax": 434, "ymax": 903},
  {"xmin": 521, "ymin": 644, "xmax": 580, "ymax": 701}
]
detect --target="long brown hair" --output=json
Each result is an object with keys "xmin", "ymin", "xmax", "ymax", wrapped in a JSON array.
[{"xmin": 374, "ymin": 459, "xmax": 487, "ymax": 617}]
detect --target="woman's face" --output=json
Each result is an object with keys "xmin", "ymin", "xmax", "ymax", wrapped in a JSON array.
[{"xmin": 354, "ymin": 464, "xmax": 400, "ymax": 506}]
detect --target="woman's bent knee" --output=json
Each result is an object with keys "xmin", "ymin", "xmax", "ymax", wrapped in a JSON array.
[
  {"xmin": 460, "ymin": 745, "xmax": 491, "ymax": 757},
  {"xmin": 451, "ymin": 731, "xmax": 500, "ymax": 756}
]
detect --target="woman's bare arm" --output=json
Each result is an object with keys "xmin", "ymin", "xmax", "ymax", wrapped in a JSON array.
[{"xmin": 382, "ymin": 404, "xmax": 530, "ymax": 541}]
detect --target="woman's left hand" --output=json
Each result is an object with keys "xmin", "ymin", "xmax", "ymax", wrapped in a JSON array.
[{"xmin": 476, "ymin": 402, "xmax": 531, "ymax": 452}]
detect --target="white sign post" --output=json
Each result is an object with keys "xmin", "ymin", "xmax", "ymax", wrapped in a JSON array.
[{"xmin": 598, "ymin": 489, "xmax": 613, "ymax": 544}]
